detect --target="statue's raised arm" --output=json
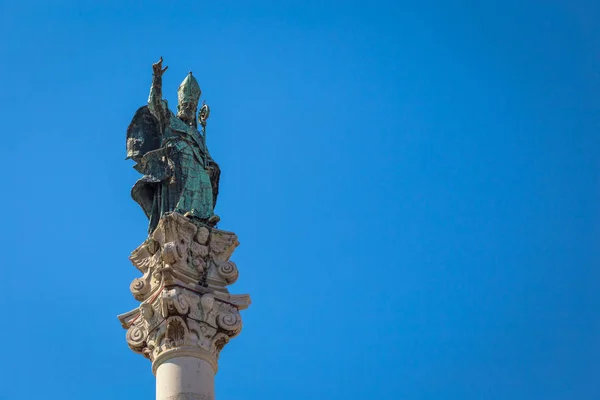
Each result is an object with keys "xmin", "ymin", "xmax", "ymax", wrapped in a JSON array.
[
  {"xmin": 148, "ymin": 57, "xmax": 169, "ymax": 126},
  {"xmin": 126, "ymin": 58, "xmax": 170, "ymax": 164}
]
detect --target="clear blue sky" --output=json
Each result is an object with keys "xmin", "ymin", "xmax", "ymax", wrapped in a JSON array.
[{"xmin": 2, "ymin": 1, "xmax": 599, "ymax": 399}]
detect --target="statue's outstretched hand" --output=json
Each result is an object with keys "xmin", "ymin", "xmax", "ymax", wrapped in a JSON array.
[{"xmin": 152, "ymin": 57, "xmax": 168, "ymax": 77}]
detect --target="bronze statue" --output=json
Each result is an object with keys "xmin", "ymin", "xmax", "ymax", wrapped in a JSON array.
[{"xmin": 126, "ymin": 57, "xmax": 220, "ymax": 233}]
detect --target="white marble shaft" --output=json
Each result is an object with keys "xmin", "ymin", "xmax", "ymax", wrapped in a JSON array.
[
  {"xmin": 156, "ymin": 357, "xmax": 215, "ymax": 400},
  {"xmin": 118, "ymin": 212, "xmax": 250, "ymax": 398}
]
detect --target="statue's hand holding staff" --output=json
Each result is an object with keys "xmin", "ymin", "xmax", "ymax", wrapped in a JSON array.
[{"xmin": 199, "ymin": 101, "xmax": 210, "ymax": 128}]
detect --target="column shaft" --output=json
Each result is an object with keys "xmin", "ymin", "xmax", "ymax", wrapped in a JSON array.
[{"xmin": 156, "ymin": 356, "xmax": 215, "ymax": 400}]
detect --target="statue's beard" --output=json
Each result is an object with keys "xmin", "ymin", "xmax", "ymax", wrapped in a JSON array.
[{"xmin": 177, "ymin": 104, "xmax": 197, "ymax": 124}]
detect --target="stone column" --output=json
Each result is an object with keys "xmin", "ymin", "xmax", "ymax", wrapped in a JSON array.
[
  {"xmin": 118, "ymin": 213, "xmax": 250, "ymax": 400},
  {"xmin": 155, "ymin": 357, "xmax": 215, "ymax": 400}
]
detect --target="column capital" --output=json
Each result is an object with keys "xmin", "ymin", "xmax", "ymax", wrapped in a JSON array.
[{"xmin": 118, "ymin": 212, "xmax": 250, "ymax": 373}]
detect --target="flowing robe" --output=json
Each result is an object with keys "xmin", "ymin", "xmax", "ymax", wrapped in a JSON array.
[{"xmin": 127, "ymin": 99, "xmax": 220, "ymax": 234}]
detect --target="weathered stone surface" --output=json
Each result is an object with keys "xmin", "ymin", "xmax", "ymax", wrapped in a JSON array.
[
  {"xmin": 156, "ymin": 357, "xmax": 215, "ymax": 400},
  {"xmin": 118, "ymin": 212, "xmax": 250, "ymax": 374}
]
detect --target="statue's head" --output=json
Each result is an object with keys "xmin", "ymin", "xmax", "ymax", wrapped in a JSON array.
[{"xmin": 177, "ymin": 72, "xmax": 201, "ymax": 124}]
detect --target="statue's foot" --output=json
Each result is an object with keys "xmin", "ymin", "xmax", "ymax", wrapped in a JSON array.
[
  {"xmin": 207, "ymin": 215, "xmax": 220, "ymax": 227},
  {"xmin": 184, "ymin": 211, "xmax": 194, "ymax": 219}
]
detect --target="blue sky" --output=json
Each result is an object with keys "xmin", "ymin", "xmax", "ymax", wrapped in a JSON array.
[{"xmin": 2, "ymin": 1, "xmax": 599, "ymax": 399}]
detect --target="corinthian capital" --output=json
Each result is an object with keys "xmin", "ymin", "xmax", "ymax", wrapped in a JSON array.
[{"xmin": 118, "ymin": 212, "xmax": 250, "ymax": 373}]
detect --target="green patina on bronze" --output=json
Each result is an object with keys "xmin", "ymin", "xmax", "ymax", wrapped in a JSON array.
[{"xmin": 126, "ymin": 58, "xmax": 220, "ymax": 234}]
